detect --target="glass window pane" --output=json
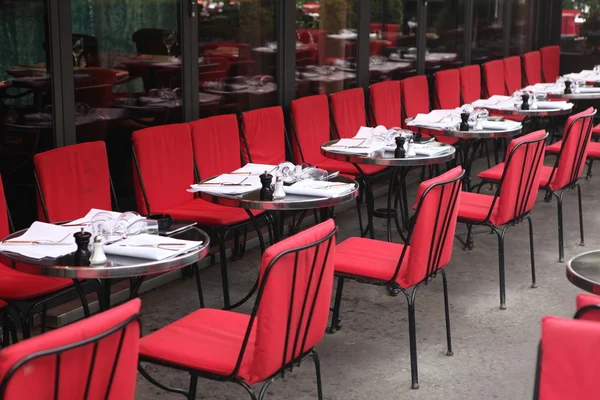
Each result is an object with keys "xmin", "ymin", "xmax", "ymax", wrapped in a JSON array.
[
  {"xmin": 559, "ymin": 5, "xmax": 587, "ymax": 55},
  {"xmin": 509, "ymin": 0, "xmax": 534, "ymax": 55},
  {"xmin": 426, "ymin": 0, "xmax": 463, "ymax": 72},
  {"xmin": 198, "ymin": 0, "xmax": 278, "ymax": 115},
  {"xmin": 0, "ymin": 0, "xmax": 53, "ymax": 228},
  {"xmin": 295, "ymin": 0, "xmax": 358, "ymax": 97},
  {"xmin": 71, "ymin": 0, "xmax": 182, "ymax": 206},
  {"xmin": 473, "ymin": 0, "xmax": 506, "ymax": 62}
]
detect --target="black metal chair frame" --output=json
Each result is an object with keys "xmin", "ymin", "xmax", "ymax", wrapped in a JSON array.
[
  {"xmin": 329, "ymin": 170, "xmax": 464, "ymax": 390},
  {"xmin": 462, "ymin": 132, "xmax": 548, "ymax": 309},
  {"xmin": 0, "ymin": 312, "xmax": 140, "ymax": 399},
  {"xmin": 139, "ymin": 225, "xmax": 337, "ymax": 400}
]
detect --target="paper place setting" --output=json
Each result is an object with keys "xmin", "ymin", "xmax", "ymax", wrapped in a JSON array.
[
  {"xmin": 564, "ymin": 70, "xmax": 600, "ymax": 83},
  {"xmin": 103, "ymin": 234, "xmax": 202, "ymax": 261},
  {"xmin": 322, "ymin": 138, "xmax": 385, "ymax": 154},
  {"xmin": 228, "ymin": 163, "xmax": 278, "ymax": 175},
  {"xmin": 534, "ymin": 101, "xmax": 574, "ymax": 110},
  {"xmin": 406, "ymin": 109, "xmax": 461, "ymax": 129},
  {"xmin": 283, "ymin": 180, "xmax": 355, "ymax": 198},
  {"xmin": 471, "ymin": 96, "xmax": 514, "ymax": 110},
  {"xmin": 478, "ymin": 120, "xmax": 522, "ymax": 131},
  {"xmin": 189, "ymin": 174, "xmax": 262, "ymax": 195},
  {"xmin": 0, "ymin": 222, "xmax": 77, "ymax": 260}
]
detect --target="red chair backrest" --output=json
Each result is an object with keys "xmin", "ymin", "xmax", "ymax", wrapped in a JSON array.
[
  {"xmin": 369, "ymin": 80, "xmax": 402, "ymax": 128},
  {"xmin": 540, "ymin": 45, "xmax": 560, "ymax": 83},
  {"xmin": 491, "ymin": 130, "xmax": 547, "ymax": 225},
  {"xmin": 397, "ymin": 166, "xmax": 463, "ymax": 288},
  {"xmin": 459, "ymin": 65, "xmax": 482, "ymax": 104},
  {"xmin": 400, "ymin": 75, "xmax": 430, "ymax": 129},
  {"xmin": 434, "ymin": 69, "xmax": 461, "ymax": 109},
  {"xmin": 330, "ymin": 88, "xmax": 367, "ymax": 139},
  {"xmin": 241, "ymin": 106, "xmax": 286, "ymax": 165},
  {"xmin": 290, "ymin": 95, "xmax": 331, "ymax": 165},
  {"xmin": 523, "ymin": 51, "xmax": 543, "ymax": 86},
  {"xmin": 132, "ymin": 123, "xmax": 195, "ymax": 215},
  {"xmin": 190, "ymin": 114, "xmax": 242, "ymax": 179},
  {"xmin": 575, "ymin": 293, "xmax": 600, "ymax": 322},
  {"xmin": 0, "ymin": 299, "xmax": 140, "ymax": 400},
  {"xmin": 241, "ymin": 220, "xmax": 336, "ymax": 383},
  {"xmin": 534, "ymin": 316, "xmax": 600, "ymax": 400},
  {"xmin": 0, "ymin": 177, "xmax": 10, "ymax": 239},
  {"xmin": 34, "ymin": 142, "xmax": 112, "ymax": 223},
  {"xmin": 549, "ymin": 107, "xmax": 596, "ymax": 190},
  {"xmin": 503, "ymin": 56, "xmax": 522, "ymax": 94},
  {"xmin": 482, "ymin": 60, "xmax": 506, "ymax": 96}
]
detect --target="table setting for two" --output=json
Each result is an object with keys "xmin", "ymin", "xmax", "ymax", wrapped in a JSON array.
[
  {"xmin": 472, "ymin": 94, "xmax": 574, "ymax": 113},
  {"xmin": 0, "ymin": 209, "xmax": 203, "ymax": 263}
]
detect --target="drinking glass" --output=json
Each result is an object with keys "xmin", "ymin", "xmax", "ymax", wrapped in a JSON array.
[
  {"xmin": 72, "ymin": 39, "xmax": 84, "ymax": 67},
  {"xmin": 126, "ymin": 219, "xmax": 159, "ymax": 236},
  {"xmin": 162, "ymin": 30, "xmax": 177, "ymax": 57},
  {"xmin": 594, "ymin": 65, "xmax": 600, "ymax": 75}
]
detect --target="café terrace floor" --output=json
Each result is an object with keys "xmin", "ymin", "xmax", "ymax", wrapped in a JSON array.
[{"xmin": 134, "ymin": 156, "xmax": 596, "ymax": 400}]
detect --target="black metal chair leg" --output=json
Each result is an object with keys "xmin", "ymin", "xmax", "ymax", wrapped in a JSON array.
[
  {"xmin": 40, "ymin": 304, "xmax": 47, "ymax": 334},
  {"xmin": 237, "ymin": 380, "xmax": 258, "ymax": 400},
  {"xmin": 526, "ymin": 216, "xmax": 537, "ymax": 289},
  {"xmin": 492, "ymin": 226, "xmax": 507, "ymax": 310},
  {"xmin": 329, "ymin": 277, "xmax": 344, "ymax": 334},
  {"xmin": 440, "ymin": 270, "xmax": 453, "ymax": 356},
  {"xmin": 309, "ymin": 349, "xmax": 324, "ymax": 400},
  {"xmin": 586, "ymin": 160, "xmax": 594, "ymax": 179},
  {"xmin": 217, "ymin": 234, "xmax": 231, "ymax": 309},
  {"xmin": 188, "ymin": 374, "xmax": 198, "ymax": 400},
  {"xmin": 577, "ymin": 183, "xmax": 585, "ymax": 246},
  {"xmin": 258, "ymin": 379, "xmax": 275, "ymax": 400},
  {"xmin": 193, "ymin": 263, "xmax": 205, "ymax": 308},
  {"xmin": 405, "ymin": 288, "xmax": 420, "ymax": 390},
  {"xmin": 553, "ymin": 191, "xmax": 565, "ymax": 263}
]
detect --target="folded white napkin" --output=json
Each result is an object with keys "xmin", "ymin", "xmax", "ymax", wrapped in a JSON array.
[
  {"xmin": 407, "ymin": 111, "xmax": 459, "ymax": 129},
  {"xmin": 413, "ymin": 143, "xmax": 453, "ymax": 156},
  {"xmin": 322, "ymin": 138, "xmax": 385, "ymax": 154},
  {"xmin": 283, "ymin": 181, "xmax": 355, "ymax": 198},
  {"xmin": 189, "ymin": 174, "xmax": 261, "ymax": 195},
  {"xmin": 577, "ymin": 87, "xmax": 600, "ymax": 93},
  {"xmin": 232, "ymin": 163, "xmax": 278, "ymax": 175},
  {"xmin": 104, "ymin": 234, "xmax": 202, "ymax": 261},
  {"xmin": 471, "ymin": 95, "xmax": 512, "ymax": 108},
  {"xmin": 535, "ymin": 101, "xmax": 573, "ymax": 110},
  {"xmin": 354, "ymin": 125, "xmax": 389, "ymax": 138},
  {"xmin": 0, "ymin": 222, "xmax": 77, "ymax": 260},
  {"xmin": 480, "ymin": 120, "xmax": 521, "ymax": 131}
]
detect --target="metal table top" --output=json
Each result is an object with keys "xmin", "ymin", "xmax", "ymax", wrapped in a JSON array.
[
  {"xmin": 548, "ymin": 91, "xmax": 600, "ymax": 101},
  {"xmin": 320, "ymin": 140, "xmax": 456, "ymax": 166},
  {"xmin": 1, "ymin": 227, "xmax": 209, "ymax": 280},
  {"xmin": 567, "ymin": 250, "xmax": 600, "ymax": 295},
  {"xmin": 483, "ymin": 106, "xmax": 573, "ymax": 118},
  {"xmin": 198, "ymin": 176, "xmax": 359, "ymax": 211},
  {"xmin": 403, "ymin": 119, "xmax": 522, "ymax": 140}
]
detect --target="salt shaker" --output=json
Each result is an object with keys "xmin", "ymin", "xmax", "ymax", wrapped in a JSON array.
[
  {"xmin": 89, "ymin": 235, "xmax": 107, "ymax": 265},
  {"xmin": 406, "ymin": 139, "xmax": 416, "ymax": 157},
  {"xmin": 272, "ymin": 174, "xmax": 286, "ymax": 200},
  {"xmin": 474, "ymin": 115, "xmax": 483, "ymax": 130},
  {"xmin": 259, "ymin": 171, "xmax": 274, "ymax": 201},
  {"xmin": 73, "ymin": 228, "xmax": 91, "ymax": 266}
]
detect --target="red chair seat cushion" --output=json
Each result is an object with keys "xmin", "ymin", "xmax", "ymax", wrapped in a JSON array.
[
  {"xmin": 0, "ymin": 264, "xmax": 72, "ymax": 301},
  {"xmin": 576, "ymin": 293, "xmax": 600, "ymax": 322},
  {"xmin": 478, "ymin": 163, "xmax": 553, "ymax": 187},
  {"xmin": 314, "ymin": 158, "xmax": 386, "ymax": 176},
  {"xmin": 139, "ymin": 308, "xmax": 256, "ymax": 382},
  {"xmin": 546, "ymin": 140, "xmax": 561, "ymax": 154},
  {"xmin": 335, "ymin": 237, "xmax": 410, "ymax": 287},
  {"xmin": 592, "ymin": 123, "xmax": 600, "ymax": 136},
  {"xmin": 159, "ymin": 199, "xmax": 263, "ymax": 226},
  {"xmin": 457, "ymin": 192, "xmax": 495, "ymax": 223},
  {"xmin": 587, "ymin": 142, "xmax": 600, "ymax": 158}
]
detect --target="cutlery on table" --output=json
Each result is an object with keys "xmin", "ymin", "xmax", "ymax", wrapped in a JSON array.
[{"xmin": 119, "ymin": 243, "xmax": 186, "ymax": 251}]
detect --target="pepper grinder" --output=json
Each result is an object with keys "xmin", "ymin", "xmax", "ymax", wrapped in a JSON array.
[
  {"xmin": 73, "ymin": 228, "xmax": 91, "ymax": 266},
  {"xmin": 459, "ymin": 112, "xmax": 470, "ymax": 131},
  {"xmin": 406, "ymin": 138, "xmax": 416, "ymax": 157},
  {"xmin": 394, "ymin": 136, "xmax": 406, "ymax": 158},
  {"xmin": 89, "ymin": 235, "xmax": 107, "ymax": 265},
  {"xmin": 259, "ymin": 171, "xmax": 274, "ymax": 201},
  {"xmin": 521, "ymin": 93, "xmax": 530, "ymax": 110},
  {"xmin": 272, "ymin": 174, "xmax": 286, "ymax": 200},
  {"xmin": 564, "ymin": 80, "xmax": 572, "ymax": 94}
]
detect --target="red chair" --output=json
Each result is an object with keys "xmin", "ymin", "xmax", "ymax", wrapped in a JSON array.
[
  {"xmin": 138, "ymin": 220, "xmax": 337, "ymax": 400},
  {"xmin": 540, "ymin": 45, "xmax": 560, "ymax": 83},
  {"xmin": 523, "ymin": 50, "xmax": 543, "ymax": 86},
  {"xmin": 482, "ymin": 60, "xmax": 507, "ymax": 97},
  {"xmin": 33, "ymin": 142, "xmax": 115, "ymax": 223},
  {"xmin": 132, "ymin": 122, "xmax": 266, "ymax": 309},
  {"xmin": 574, "ymin": 293, "xmax": 600, "ymax": 321},
  {"xmin": 240, "ymin": 106, "xmax": 287, "ymax": 165},
  {"xmin": 478, "ymin": 108, "xmax": 596, "ymax": 262},
  {"xmin": 400, "ymin": 75, "xmax": 431, "ymax": 130},
  {"xmin": 459, "ymin": 130, "xmax": 548, "ymax": 309},
  {"xmin": 458, "ymin": 65, "xmax": 482, "ymax": 104},
  {"xmin": 369, "ymin": 80, "xmax": 401, "ymax": 129},
  {"xmin": 533, "ymin": 316, "xmax": 600, "ymax": 400},
  {"xmin": 330, "ymin": 167, "xmax": 464, "ymax": 389},
  {"xmin": 0, "ymin": 299, "xmax": 140, "ymax": 400},
  {"xmin": 329, "ymin": 88, "xmax": 367, "ymax": 139},
  {"xmin": 503, "ymin": 56, "xmax": 523, "ymax": 94},
  {"xmin": 433, "ymin": 69, "xmax": 460, "ymax": 109}
]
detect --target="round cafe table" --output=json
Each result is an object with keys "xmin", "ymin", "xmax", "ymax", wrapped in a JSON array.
[
  {"xmin": 321, "ymin": 140, "xmax": 455, "ymax": 243},
  {"xmin": 548, "ymin": 91, "xmax": 600, "ymax": 101},
  {"xmin": 0, "ymin": 226, "xmax": 209, "ymax": 311},
  {"xmin": 567, "ymin": 250, "xmax": 600, "ymax": 295}
]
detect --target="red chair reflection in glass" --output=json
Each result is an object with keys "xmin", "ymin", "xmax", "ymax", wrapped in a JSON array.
[
  {"xmin": 540, "ymin": 46, "xmax": 560, "ymax": 83},
  {"xmin": 33, "ymin": 141, "xmax": 116, "ymax": 223},
  {"xmin": 477, "ymin": 108, "xmax": 596, "ymax": 262},
  {"xmin": 0, "ymin": 299, "xmax": 140, "ymax": 400},
  {"xmin": 460, "ymin": 130, "xmax": 548, "ymax": 309},
  {"xmin": 330, "ymin": 167, "xmax": 464, "ymax": 389},
  {"xmin": 523, "ymin": 50, "xmax": 543, "ymax": 86},
  {"xmin": 532, "ymin": 316, "xmax": 600, "ymax": 400},
  {"xmin": 503, "ymin": 56, "xmax": 523, "ymax": 94},
  {"xmin": 458, "ymin": 65, "xmax": 482, "ymax": 104},
  {"xmin": 574, "ymin": 293, "xmax": 600, "ymax": 321},
  {"xmin": 138, "ymin": 220, "xmax": 337, "ymax": 400}
]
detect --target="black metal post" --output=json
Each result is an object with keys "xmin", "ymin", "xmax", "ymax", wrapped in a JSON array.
[
  {"xmin": 278, "ymin": 0, "xmax": 297, "ymax": 110},
  {"xmin": 416, "ymin": 0, "xmax": 427, "ymax": 75},
  {"xmin": 502, "ymin": 0, "xmax": 512, "ymax": 58},
  {"xmin": 356, "ymin": 0, "xmax": 371, "ymax": 89},
  {"xmin": 181, "ymin": 0, "xmax": 199, "ymax": 122},
  {"xmin": 463, "ymin": 0, "xmax": 474, "ymax": 65}
]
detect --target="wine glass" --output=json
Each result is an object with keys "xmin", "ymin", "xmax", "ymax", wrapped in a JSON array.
[
  {"xmin": 72, "ymin": 38, "xmax": 84, "ymax": 67},
  {"xmin": 162, "ymin": 30, "xmax": 177, "ymax": 57}
]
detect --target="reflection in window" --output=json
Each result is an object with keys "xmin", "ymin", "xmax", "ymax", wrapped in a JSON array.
[
  {"xmin": 509, "ymin": 0, "xmax": 534, "ymax": 55},
  {"xmin": 560, "ymin": 3, "xmax": 592, "ymax": 55},
  {"xmin": 473, "ymin": 0, "xmax": 505, "ymax": 62},
  {"xmin": 295, "ymin": 0, "xmax": 358, "ymax": 97},
  {"xmin": 426, "ymin": 0, "xmax": 463, "ymax": 72},
  {"xmin": 198, "ymin": 0, "xmax": 278, "ymax": 115},
  {"xmin": 0, "ymin": 0, "xmax": 52, "ymax": 227}
]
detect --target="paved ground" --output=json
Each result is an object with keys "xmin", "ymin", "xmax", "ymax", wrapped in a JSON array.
[{"xmin": 135, "ymin": 156, "xmax": 597, "ymax": 399}]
